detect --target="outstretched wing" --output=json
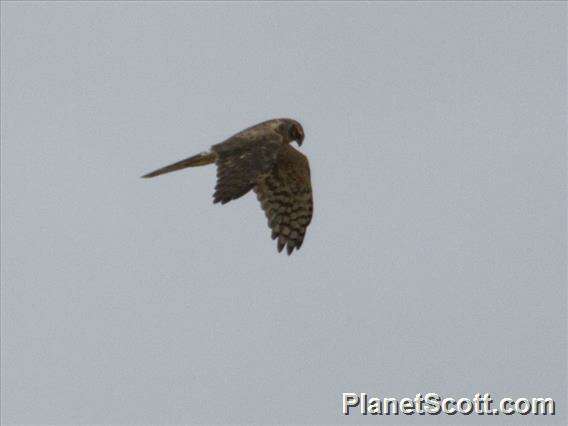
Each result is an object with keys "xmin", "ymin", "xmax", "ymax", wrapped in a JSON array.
[
  {"xmin": 254, "ymin": 145, "xmax": 313, "ymax": 255},
  {"xmin": 211, "ymin": 128, "xmax": 283, "ymax": 204}
]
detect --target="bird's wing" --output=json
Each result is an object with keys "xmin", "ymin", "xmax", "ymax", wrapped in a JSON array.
[
  {"xmin": 211, "ymin": 129, "xmax": 283, "ymax": 204},
  {"xmin": 254, "ymin": 145, "xmax": 313, "ymax": 255}
]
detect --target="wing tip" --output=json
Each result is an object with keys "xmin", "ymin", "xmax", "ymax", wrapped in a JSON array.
[{"xmin": 274, "ymin": 234, "xmax": 303, "ymax": 255}]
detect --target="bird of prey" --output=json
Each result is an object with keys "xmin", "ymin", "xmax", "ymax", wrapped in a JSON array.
[{"xmin": 142, "ymin": 118, "xmax": 313, "ymax": 255}]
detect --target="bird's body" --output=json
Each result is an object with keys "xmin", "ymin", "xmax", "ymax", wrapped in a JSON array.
[{"xmin": 143, "ymin": 118, "xmax": 313, "ymax": 255}]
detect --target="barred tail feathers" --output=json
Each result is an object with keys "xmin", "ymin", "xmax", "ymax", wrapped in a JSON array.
[{"xmin": 142, "ymin": 151, "xmax": 217, "ymax": 178}]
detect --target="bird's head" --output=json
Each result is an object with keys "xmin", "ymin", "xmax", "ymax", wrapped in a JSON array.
[{"xmin": 286, "ymin": 120, "xmax": 305, "ymax": 146}]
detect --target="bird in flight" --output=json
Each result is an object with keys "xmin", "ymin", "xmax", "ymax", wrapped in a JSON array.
[{"xmin": 142, "ymin": 118, "xmax": 313, "ymax": 255}]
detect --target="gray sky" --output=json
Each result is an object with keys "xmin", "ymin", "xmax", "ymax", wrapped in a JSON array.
[{"xmin": 1, "ymin": 2, "xmax": 566, "ymax": 424}]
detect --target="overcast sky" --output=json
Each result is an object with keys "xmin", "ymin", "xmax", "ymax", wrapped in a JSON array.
[{"xmin": 1, "ymin": 2, "xmax": 566, "ymax": 424}]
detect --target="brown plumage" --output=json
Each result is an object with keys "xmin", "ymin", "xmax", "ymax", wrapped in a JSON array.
[{"xmin": 142, "ymin": 118, "xmax": 313, "ymax": 255}]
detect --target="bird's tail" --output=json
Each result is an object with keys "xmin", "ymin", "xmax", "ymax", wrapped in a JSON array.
[{"xmin": 142, "ymin": 151, "xmax": 217, "ymax": 178}]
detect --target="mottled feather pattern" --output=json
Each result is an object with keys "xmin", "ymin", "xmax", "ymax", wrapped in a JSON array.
[
  {"xmin": 211, "ymin": 132, "xmax": 282, "ymax": 204},
  {"xmin": 142, "ymin": 118, "xmax": 312, "ymax": 255},
  {"xmin": 255, "ymin": 146, "xmax": 313, "ymax": 255}
]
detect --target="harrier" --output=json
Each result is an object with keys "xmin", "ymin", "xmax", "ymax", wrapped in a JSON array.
[{"xmin": 142, "ymin": 118, "xmax": 313, "ymax": 255}]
